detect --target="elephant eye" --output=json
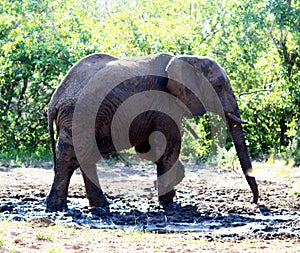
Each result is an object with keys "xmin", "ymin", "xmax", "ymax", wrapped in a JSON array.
[
  {"xmin": 215, "ymin": 77, "xmax": 227, "ymax": 91},
  {"xmin": 215, "ymin": 83, "xmax": 223, "ymax": 91}
]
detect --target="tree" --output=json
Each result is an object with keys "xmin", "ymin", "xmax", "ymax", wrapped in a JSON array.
[{"xmin": 0, "ymin": 0, "xmax": 299, "ymax": 163}]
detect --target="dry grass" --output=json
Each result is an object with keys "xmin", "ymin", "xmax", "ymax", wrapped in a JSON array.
[{"xmin": 0, "ymin": 219, "xmax": 299, "ymax": 253}]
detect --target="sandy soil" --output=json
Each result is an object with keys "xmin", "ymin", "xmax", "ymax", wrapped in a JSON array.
[{"xmin": 0, "ymin": 160, "xmax": 300, "ymax": 252}]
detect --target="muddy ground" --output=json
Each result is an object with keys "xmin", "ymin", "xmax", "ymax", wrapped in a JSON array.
[{"xmin": 0, "ymin": 160, "xmax": 300, "ymax": 252}]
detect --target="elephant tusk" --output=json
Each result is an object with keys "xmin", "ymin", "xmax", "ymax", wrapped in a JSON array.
[{"xmin": 226, "ymin": 113, "xmax": 248, "ymax": 124}]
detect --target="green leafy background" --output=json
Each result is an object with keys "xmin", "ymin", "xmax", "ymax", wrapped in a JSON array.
[{"xmin": 0, "ymin": 0, "xmax": 299, "ymax": 165}]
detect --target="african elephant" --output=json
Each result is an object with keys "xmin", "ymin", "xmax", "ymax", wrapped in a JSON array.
[{"xmin": 46, "ymin": 53, "xmax": 259, "ymax": 211}]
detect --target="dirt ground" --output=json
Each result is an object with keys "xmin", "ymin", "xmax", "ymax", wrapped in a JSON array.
[{"xmin": 0, "ymin": 160, "xmax": 300, "ymax": 252}]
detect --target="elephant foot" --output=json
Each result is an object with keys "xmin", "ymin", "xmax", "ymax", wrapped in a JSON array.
[
  {"xmin": 88, "ymin": 195, "xmax": 109, "ymax": 208},
  {"xmin": 45, "ymin": 195, "xmax": 68, "ymax": 212},
  {"xmin": 159, "ymin": 189, "xmax": 176, "ymax": 209}
]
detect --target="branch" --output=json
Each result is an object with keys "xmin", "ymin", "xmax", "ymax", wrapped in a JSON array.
[
  {"xmin": 4, "ymin": 80, "xmax": 18, "ymax": 114},
  {"xmin": 239, "ymin": 89, "xmax": 273, "ymax": 96},
  {"xmin": 184, "ymin": 122, "xmax": 199, "ymax": 139},
  {"xmin": 47, "ymin": 9, "xmax": 62, "ymax": 41},
  {"xmin": 268, "ymin": 21, "xmax": 278, "ymax": 48},
  {"xmin": 17, "ymin": 79, "xmax": 28, "ymax": 118},
  {"xmin": 14, "ymin": 79, "xmax": 28, "ymax": 132}
]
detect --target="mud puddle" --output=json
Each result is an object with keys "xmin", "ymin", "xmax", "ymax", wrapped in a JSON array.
[
  {"xmin": 1, "ymin": 194, "xmax": 299, "ymax": 240},
  {"xmin": 0, "ymin": 164, "xmax": 299, "ymax": 240}
]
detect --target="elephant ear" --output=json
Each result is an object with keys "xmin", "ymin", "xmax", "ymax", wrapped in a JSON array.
[
  {"xmin": 166, "ymin": 79, "xmax": 186, "ymax": 99},
  {"xmin": 165, "ymin": 56, "xmax": 224, "ymax": 117},
  {"xmin": 166, "ymin": 56, "xmax": 203, "ymax": 99},
  {"xmin": 165, "ymin": 57, "xmax": 188, "ymax": 99}
]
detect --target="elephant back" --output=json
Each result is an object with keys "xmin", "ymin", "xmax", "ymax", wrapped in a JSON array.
[{"xmin": 49, "ymin": 53, "xmax": 119, "ymax": 111}]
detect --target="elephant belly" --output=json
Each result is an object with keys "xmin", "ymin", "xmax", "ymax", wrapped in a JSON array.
[
  {"xmin": 94, "ymin": 76, "xmax": 169, "ymax": 154},
  {"xmin": 95, "ymin": 110, "xmax": 155, "ymax": 154}
]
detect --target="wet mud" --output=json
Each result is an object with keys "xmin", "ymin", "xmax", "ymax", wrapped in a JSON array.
[{"xmin": 0, "ymin": 163, "xmax": 299, "ymax": 241}]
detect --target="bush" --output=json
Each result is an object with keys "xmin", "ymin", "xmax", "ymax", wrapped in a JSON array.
[{"xmin": 0, "ymin": 0, "xmax": 299, "ymax": 165}]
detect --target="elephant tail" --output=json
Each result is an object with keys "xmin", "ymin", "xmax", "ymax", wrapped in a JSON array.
[{"xmin": 48, "ymin": 108, "xmax": 57, "ymax": 167}]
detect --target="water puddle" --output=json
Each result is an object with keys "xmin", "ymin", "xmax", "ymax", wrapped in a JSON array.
[{"xmin": 1, "ymin": 196, "xmax": 299, "ymax": 239}]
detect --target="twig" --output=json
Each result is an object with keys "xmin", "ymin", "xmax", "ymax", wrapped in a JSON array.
[
  {"xmin": 185, "ymin": 122, "xmax": 199, "ymax": 139},
  {"xmin": 15, "ymin": 79, "xmax": 28, "ymax": 128},
  {"xmin": 47, "ymin": 9, "xmax": 61, "ymax": 41},
  {"xmin": 268, "ymin": 21, "xmax": 278, "ymax": 48},
  {"xmin": 239, "ymin": 89, "xmax": 273, "ymax": 96}
]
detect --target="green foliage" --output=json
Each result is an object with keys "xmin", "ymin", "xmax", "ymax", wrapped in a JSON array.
[
  {"xmin": 181, "ymin": 117, "xmax": 212, "ymax": 163},
  {"xmin": 0, "ymin": 1, "xmax": 79, "ymax": 153},
  {"xmin": 36, "ymin": 232, "xmax": 53, "ymax": 241},
  {"xmin": 0, "ymin": 0, "xmax": 299, "ymax": 164},
  {"xmin": 239, "ymin": 82, "xmax": 299, "ymax": 158},
  {"xmin": 0, "ymin": 147, "xmax": 52, "ymax": 168}
]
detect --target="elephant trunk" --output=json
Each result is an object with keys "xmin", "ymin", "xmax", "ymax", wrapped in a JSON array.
[{"xmin": 228, "ymin": 120, "xmax": 259, "ymax": 204}]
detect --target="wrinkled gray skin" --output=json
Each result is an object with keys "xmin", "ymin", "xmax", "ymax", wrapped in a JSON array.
[{"xmin": 46, "ymin": 53, "xmax": 258, "ymax": 211}]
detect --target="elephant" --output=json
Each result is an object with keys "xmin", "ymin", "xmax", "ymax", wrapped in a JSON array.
[{"xmin": 46, "ymin": 52, "xmax": 259, "ymax": 211}]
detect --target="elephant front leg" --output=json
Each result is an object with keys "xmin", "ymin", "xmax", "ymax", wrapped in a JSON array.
[
  {"xmin": 80, "ymin": 164, "xmax": 108, "ymax": 207},
  {"xmin": 134, "ymin": 137, "xmax": 184, "ymax": 206},
  {"xmin": 156, "ymin": 156, "xmax": 185, "ymax": 207}
]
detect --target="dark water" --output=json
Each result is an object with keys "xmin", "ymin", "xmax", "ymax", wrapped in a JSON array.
[{"xmin": 1, "ymin": 194, "xmax": 299, "ymax": 240}]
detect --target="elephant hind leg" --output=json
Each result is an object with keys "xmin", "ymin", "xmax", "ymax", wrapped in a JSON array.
[
  {"xmin": 46, "ymin": 145, "xmax": 108, "ymax": 210},
  {"xmin": 46, "ymin": 138, "xmax": 79, "ymax": 212}
]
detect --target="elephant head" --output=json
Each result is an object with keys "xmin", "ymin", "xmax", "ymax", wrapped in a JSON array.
[{"xmin": 166, "ymin": 56, "xmax": 259, "ymax": 204}]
